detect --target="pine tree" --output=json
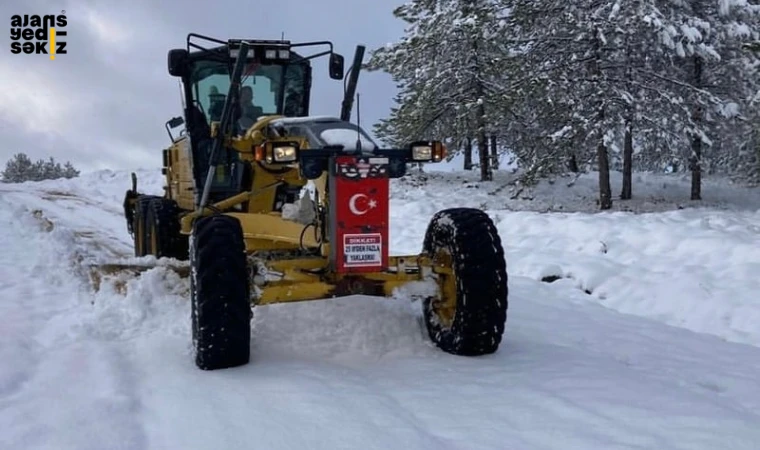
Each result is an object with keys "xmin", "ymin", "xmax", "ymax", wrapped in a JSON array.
[
  {"xmin": 503, "ymin": 0, "xmax": 760, "ymax": 205},
  {"xmin": 662, "ymin": 0, "xmax": 760, "ymax": 198},
  {"xmin": 368, "ymin": 0, "xmax": 760, "ymax": 196},
  {"xmin": 62, "ymin": 162, "xmax": 80, "ymax": 179},
  {"xmin": 1, "ymin": 153, "xmax": 80, "ymax": 183},
  {"xmin": 1, "ymin": 153, "xmax": 35, "ymax": 183},
  {"xmin": 506, "ymin": 0, "xmax": 680, "ymax": 208},
  {"xmin": 367, "ymin": 0, "xmax": 513, "ymax": 181}
]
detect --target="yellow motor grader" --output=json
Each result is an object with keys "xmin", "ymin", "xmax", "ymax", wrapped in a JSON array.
[{"xmin": 123, "ymin": 34, "xmax": 508, "ymax": 370}]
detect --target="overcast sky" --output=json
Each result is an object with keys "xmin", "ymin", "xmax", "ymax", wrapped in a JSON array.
[{"xmin": 0, "ymin": 0, "xmax": 405, "ymax": 172}]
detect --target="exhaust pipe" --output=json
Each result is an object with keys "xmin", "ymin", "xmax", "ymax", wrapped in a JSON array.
[{"xmin": 340, "ymin": 45, "xmax": 366, "ymax": 122}]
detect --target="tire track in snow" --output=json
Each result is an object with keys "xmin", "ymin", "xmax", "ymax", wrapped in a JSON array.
[
  {"xmin": 0, "ymin": 194, "xmax": 149, "ymax": 450},
  {"xmin": 0, "ymin": 185, "xmax": 136, "ymax": 261}
]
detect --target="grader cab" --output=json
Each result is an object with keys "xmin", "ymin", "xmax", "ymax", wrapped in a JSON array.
[{"xmin": 123, "ymin": 35, "xmax": 509, "ymax": 370}]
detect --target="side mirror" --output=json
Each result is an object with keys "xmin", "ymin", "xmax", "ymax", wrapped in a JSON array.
[
  {"xmin": 167, "ymin": 116, "xmax": 184, "ymax": 128},
  {"xmin": 165, "ymin": 116, "xmax": 185, "ymax": 141},
  {"xmin": 168, "ymin": 49, "xmax": 188, "ymax": 77},
  {"xmin": 329, "ymin": 53, "xmax": 344, "ymax": 80}
]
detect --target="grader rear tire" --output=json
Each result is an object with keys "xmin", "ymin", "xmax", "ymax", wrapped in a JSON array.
[
  {"xmin": 145, "ymin": 198, "xmax": 188, "ymax": 260},
  {"xmin": 132, "ymin": 195, "xmax": 161, "ymax": 257},
  {"xmin": 422, "ymin": 208, "xmax": 508, "ymax": 356},
  {"xmin": 190, "ymin": 214, "xmax": 251, "ymax": 370}
]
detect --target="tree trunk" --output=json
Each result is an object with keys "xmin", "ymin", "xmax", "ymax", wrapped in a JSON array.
[
  {"xmin": 621, "ymin": 119, "xmax": 633, "ymax": 200},
  {"xmin": 475, "ymin": 100, "xmax": 491, "ymax": 181},
  {"xmin": 464, "ymin": 138, "xmax": 473, "ymax": 170},
  {"xmin": 568, "ymin": 154, "xmax": 579, "ymax": 172},
  {"xmin": 477, "ymin": 125, "xmax": 491, "ymax": 181},
  {"xmin": 471, "ymin": 25, "xmax": 491, "ymax": 181},
  {"xmin": 592, "ymin": 26, "xmax": 612, "ymax": 209},
  {"xmin": 598, "ymin": 142, "xmax": 613, "ymax": 209},
  {"xmin": 621, "ymin": 33, "xmax": 633, "ymax": 200},
  {"xmin": 490, "ymin": 135, "xmax": 499, "ymax": 171},
  {"xmin": 690, "ymin": 55, "xmax": 703, "ymax": 201},
  {"xmin": 690, "ymin": 136, "xmax": 702, "ymax": 200}
]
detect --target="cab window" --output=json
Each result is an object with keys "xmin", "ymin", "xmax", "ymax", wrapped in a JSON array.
[{"xmin": 188, "ymin": 60, "xmax": 307, "ymax": 125}]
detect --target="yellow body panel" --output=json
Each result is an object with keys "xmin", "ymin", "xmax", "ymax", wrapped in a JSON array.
[
  {"xmin": 231, "ymin": 212, "xmax": 320, "ymax": 249},
  {"xmin": 142, "ymin": 111, "xmax": 452, "ymax": 309},
  {"xmin": 166, "ymin": 116, "xmax": 318, "ymax": 242},
  {"xmin": 164, "ymin": 137, "xmax": 195, "ymax": 211}
]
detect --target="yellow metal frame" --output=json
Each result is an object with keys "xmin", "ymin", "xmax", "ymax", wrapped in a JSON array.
[
  {"xmin": 176, "ymin": 115, "xmax": 331, "ymax": 252},
  {"xmin": 148, "ymin": 114, "xmax": 459, "ymax": 310},
  {"xmin": 251, "ymin": 255, "xmax": 451, "ymax": 305},
  {"xmin": 429, "ymin": 248, "xmax": 457, "ymax": 327},
  {"xmin": 178, "ymin": 191, "xmax": 325, "ymax": 252}
]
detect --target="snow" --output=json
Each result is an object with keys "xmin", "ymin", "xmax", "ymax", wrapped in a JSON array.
[
  {"xmin": 1, "ymin": 167, "xmax": 760, "ymax": 449},
  {"xmin": 269, "ymin": 116, "xmax": 377, "ymax": 150},
  {"xmin": 680, "ymin": 24, "xmax": 703, "ymax": 43},
  {"xmin": 281, "ymin": 189, "xmax": 316, "ymax": 225},
  {"xmin": 319, "ymin": 128, "xmax": 377, "ymax": 151},
  {"xmin": 270, "ymin": 115, "xmax": 339, "ymax": 125}
]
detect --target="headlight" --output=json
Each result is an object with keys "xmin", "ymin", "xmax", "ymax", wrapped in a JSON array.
[
  {"xmin": 412, "ymin": 145, "xmax": 432, "ymax": 161},
  {"xmin": 265, "ymin": 49, "xmax": 277, "ymax": 59},
  {"xmin": 278, "ymin": 49, "xmax": 290, "ymax": 59},
  {"xmin": 273, "ymin": 145, "xmax": 297, "ymax": 162},
  {"xmin": 230, "ymin": 48, "xmax": 254, "ymax": 58}
]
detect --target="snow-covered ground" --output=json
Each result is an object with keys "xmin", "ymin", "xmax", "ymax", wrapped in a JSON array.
[{"xmin": 1, "ymin": 168, "xmax": 759, "ymax": 449}]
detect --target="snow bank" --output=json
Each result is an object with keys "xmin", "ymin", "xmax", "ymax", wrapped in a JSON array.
[
  {"xmin": 491, "ymin": 208, "xmax": 760, "ymax": 347},
  {"xmin": 388, "ymin": 170, "xmax": 760, "ymax": 348},
  {"xmin": 391, "ymin": 169, "xmax": 760, "ymax": 213}
]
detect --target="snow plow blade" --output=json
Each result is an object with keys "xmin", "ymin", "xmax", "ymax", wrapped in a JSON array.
[{"xmin": 86, "ymin": 260, "xmax": 190, "ymax": 292}]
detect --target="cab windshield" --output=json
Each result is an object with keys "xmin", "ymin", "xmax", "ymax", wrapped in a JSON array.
[{"xmin": 189, "ymin": 59, "xmax": 308, "ymax": 127}]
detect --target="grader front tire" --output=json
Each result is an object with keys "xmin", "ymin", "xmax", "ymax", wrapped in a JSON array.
[
  {"xmin": 422, "ymin": 208, "xmax": 508, "ymax": 356},
  {"xmin": 190, "ymin": 214, "xmax": 251, "ymax": 370}
]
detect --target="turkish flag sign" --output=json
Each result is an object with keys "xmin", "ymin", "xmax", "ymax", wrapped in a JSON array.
[{"xmin": 330, "ymin": 155, "xmax": 390, "ymax": 273}]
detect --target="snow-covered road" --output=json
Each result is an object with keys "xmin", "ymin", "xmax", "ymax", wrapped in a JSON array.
[{"xmin": 1, "ymin": 170, "xmax": 759, "ymax": 449}]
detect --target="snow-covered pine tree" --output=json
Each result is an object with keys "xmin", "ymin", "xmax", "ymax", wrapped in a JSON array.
[
  {"xmin": 505, "ymin": 0, "xmax": 737, "ymax": 207},
  {"xmin": 30, "ymin": 159, "xmax": 48, "ymax": 182},
  {"xmin": 1, "ymin": 154, "xmax": 80, "ymax": 183},
  {"xmin": 662, "ymin": 0, "xmax": 760, "ymax": 199},
  {"xmin": 62, "ymin": 161, "xmax": 80, "ymax": 179},
  {"xmin": 40, "ymin": 157, "xmax": 63, "ymax": 181},
  {"xmin": 367, "ymin": 0, "xmax": 513, "ymax": 181},
  {"xmin": 724, "ymin": 60, "xmax": 760, "ymax": 185},
  {"xmin": 628, "ymin": 9, "xmax": 695, "ymax": 177},
  {"xmin": 613, "ymin": 0, "xmax": 706, "ymax": 199},
  {"xmin": 370, "ymin": 0, "xmax": 759, "ymax": 196},
  {"xmin": 1, "ymin": 153, "xmax": 35, "ymax": 183},
  {"xmin": 508, "ymin": 1, "xmax": 656, "ymax": 207},
  {"xmin": 705, "ymin": 1, "xmax": 760, "ymax": 188}
]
